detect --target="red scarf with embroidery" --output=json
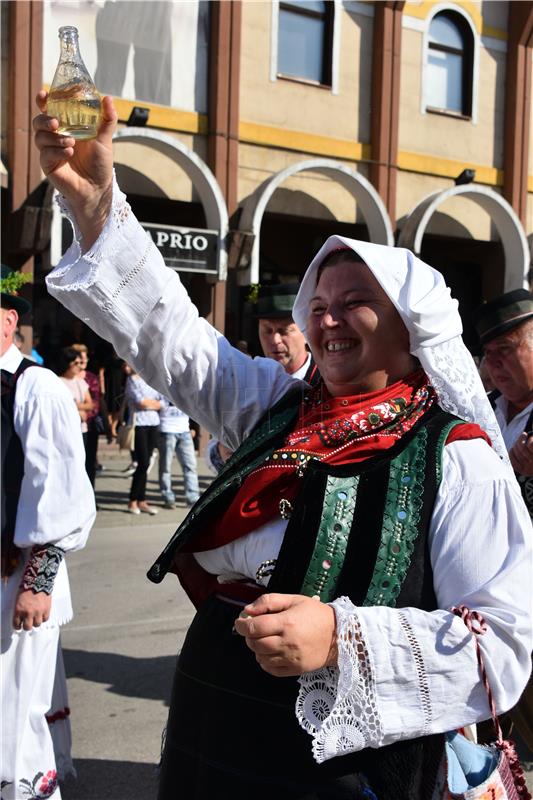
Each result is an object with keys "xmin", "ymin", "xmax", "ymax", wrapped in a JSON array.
[{"xmin": 190, "ymin": 369, "xmax": 448, "ymax": 553}]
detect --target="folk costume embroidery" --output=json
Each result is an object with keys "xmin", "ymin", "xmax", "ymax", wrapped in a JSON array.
[{"xmin": 191, "ymin": 370, "xmax": 436, "ymax": 553}]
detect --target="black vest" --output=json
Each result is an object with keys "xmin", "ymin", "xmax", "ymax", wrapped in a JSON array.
[
  {"xmin": 1, "ymin": 358, "xmax": 38, "ymax": 576},
  {"xmin": 154, "ymin": 391, "xmax": 465, "ymax": 799}
]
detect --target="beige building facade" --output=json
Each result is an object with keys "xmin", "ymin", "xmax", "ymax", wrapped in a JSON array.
[{"xmin": 1, "ymin": 0, "xmax": 532, "ymax": 359}]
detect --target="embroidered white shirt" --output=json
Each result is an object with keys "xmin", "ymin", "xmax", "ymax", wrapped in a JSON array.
[
  {"xmin": 0, "ymin": 345, "xmax": 96, "ymax": 632},
  {"xmin": 45, "ymin": 181, "xmax": 533, "ymax": 760}
]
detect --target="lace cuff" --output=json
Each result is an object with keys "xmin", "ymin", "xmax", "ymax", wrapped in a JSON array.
[
  {"xmin": 296, "ymin": 596, "xmax": 384, "ymax": 763},
  {"xmin": 19, "ymin": 544, "xmax": 65, "ymax": 595},
  {"xmin": 53, "ymin": 171, "xmax": 133, "ymax": 290}
]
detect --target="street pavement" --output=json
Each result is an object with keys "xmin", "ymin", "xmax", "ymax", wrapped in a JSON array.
[{"xmin": 59, "ymin": 441, "xmax": 532, "ymax": 799}]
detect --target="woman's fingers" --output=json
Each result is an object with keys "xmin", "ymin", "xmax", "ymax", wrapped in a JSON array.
[
  {"xmin": 32, "ymin": 112, "xmax": 59, "ymax": 135},
  {"xmin": 234, "ymin": 610, "xmax": 284, "ymax": 639},
  {"xmin": 246, "ymin": 635, "xmax": 284, "ymax": 655},
  {"xmin": 34, "ymin": 129, "xmax": 74, "ymax": 150},
  {"xmin": 36, "ymin": 89, "xmax": 48, "ymax": 113},
  {"xmin": 98, "ymin": 95, "xmax": 118, "ymax": 140},
  {"xmin": 37, "ymin": 144, "xmax": 74, "ymax": 176}
]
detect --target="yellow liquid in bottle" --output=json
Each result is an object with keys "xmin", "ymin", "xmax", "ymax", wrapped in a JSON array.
[{"xmin": 47, "ymin": 85, "xmax": 101, "ymax": 140}]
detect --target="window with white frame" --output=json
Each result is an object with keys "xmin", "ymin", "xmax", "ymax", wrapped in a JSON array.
[
  {"xmin": 277, "ymin": 1, "xmax": 334, "ymax": 85},
  {"xmin": 426, "ymin": 10, "xmax": 474, "ymax": 116}
]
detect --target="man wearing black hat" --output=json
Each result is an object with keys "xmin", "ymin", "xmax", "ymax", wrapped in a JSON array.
[
  {"xmin": 473, "ymin": 288, "xmax": 533, "ymax": 752},
  {"xmin": 473, "ymin": 288, "xmax": 533, "ymax": 518},
  {"xmin": 206, "ymin": 283, "xmax": 317, "ymax": 472},
  {"xmin": 1, "ymin": 266, "xmax": 95, "ymax": 796},
  {"xmin": 254, "ymin": 283, "xmax": 316, "ymax": 382}
]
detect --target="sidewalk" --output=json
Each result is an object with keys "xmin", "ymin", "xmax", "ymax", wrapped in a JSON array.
[{"xmin": 92, "ymin": 438, "xmax": 213, "ymax": 525}]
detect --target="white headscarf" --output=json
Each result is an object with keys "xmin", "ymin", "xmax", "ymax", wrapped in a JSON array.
[{"xmin": 292, "ymin": 235, "xmax": 508, "ymax": 462}]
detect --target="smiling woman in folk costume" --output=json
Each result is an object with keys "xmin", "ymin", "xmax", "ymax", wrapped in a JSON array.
[{"xmin": 33, "ymin": 93, "xmax": 532, "ymax": 800}]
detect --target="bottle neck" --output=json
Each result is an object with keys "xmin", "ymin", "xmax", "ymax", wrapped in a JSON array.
[{"xmin": 59, "ymin": 32, "xmax": 81, "ymax": 60}]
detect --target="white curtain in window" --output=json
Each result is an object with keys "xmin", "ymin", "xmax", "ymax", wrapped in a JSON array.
[{"xmin": 427, "ymin": 48, "xmax": 463, "ymax": 112}]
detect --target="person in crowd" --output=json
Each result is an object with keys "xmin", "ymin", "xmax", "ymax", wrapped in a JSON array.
[
  {"xmin": 70, "ymin": 343, "xmax": 108, "ymax": 486},
  {"xmin": 36, "ymin": 93, "xmax": 532, "ymax": 800},
  {"xmin": 1, "ymin": 265, "xmax": 95, "ymax": 799},
  {"xmin": 158, "ymin": 397, "xmax": 200, "ymax": 509},
  {"xmin": 14, "ymin": 329, "xmax": 45, "ymax": 366},
  {"xmin": 255, "ymin": 282, "xmax": 317, "ymax": 381},
  {"xmin": 104, "ymin": 348, "xmax": 126, "ymax": 439},
  {"xmin": 206, "ymin": 283, "xmax": 318, "ymax": 473},
  {"xmin": 31, "ymin": 333, "xmax": 45, "ymax": 365},
  {"xmin": 56, "ymin": 347, "xmax": 93, "ymax": 447},
  {"xmin": 473, "ymin": 289, "xmax": 533, "ymax": 517},
  {"xmin": 124, "ymin": 366, "xmax": 162, "ymax": 515},
  {"xmin": 235, "ymin": 339, "xmax": 251, "ymax": 356},
  {"xmin": 13, "ymin": 329, "xmax": 25, "ymax": 351},
  {"xmin": 473, "ymin": 288, "xmax": 533, "ymax": 753}
]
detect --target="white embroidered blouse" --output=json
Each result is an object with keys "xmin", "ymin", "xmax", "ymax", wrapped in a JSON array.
[{"xmin": 46, "ymin": 179, "xmax": 533, "ymax": 763}]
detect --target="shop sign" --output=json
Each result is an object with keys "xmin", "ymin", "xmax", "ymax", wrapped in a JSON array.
[{"xmin": 141, "ymin": 223, "xmax": 219, "ymax": 274}]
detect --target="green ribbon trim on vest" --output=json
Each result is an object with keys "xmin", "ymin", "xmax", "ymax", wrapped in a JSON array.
[
  {"xmin": 363, "ymin": 419, "xmax": 462, "ymax": 607},
  {"xmin": 300, "ymin": 476, "xmax": 359, "ymax": 602},
  {"xmin": 435, "ymin": 419, "xmax": 464, "ymax": 485},
  {"xmin": 363, "ymin": 429, "xmax": 428, "ymax": 607}
]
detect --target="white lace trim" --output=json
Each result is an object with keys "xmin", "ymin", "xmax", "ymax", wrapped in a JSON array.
[
  {"xmin": 416, "ymin": 337, "xmax": 509, "ymax": 463},
  {"xmin": 296, "ymin": 596, "xmax": 384, "ymax": 763},
  {"xmin": 53, "ymin": 172, "xmax": 133, "ymax": 291},
  {"xmin": 398, "ymin": 610, "xmax": 432, "ymax": 736}
]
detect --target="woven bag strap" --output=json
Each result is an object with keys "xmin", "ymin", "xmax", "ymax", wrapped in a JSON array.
[
  {"xmin": 451, "ymin": 604, "xmax": 503, "ymax": 742},
  {"xmin": 451, "ymin": 604, "xmax": 532, "ymax": 800}
]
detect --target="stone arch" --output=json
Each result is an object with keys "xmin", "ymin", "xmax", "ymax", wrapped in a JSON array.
[
  {"xmin": 52, "ymin": 127, "xmax": 230, "ymax": 278},
  {"xmin": 397, "ymin": 185, "xmax": 530, "ymax": 290},
  {"xmin": 113, "ymin": 128, "xmax": 229, "ymax": 279},
  {"xmin": 235, "ymin": 158, "xmax": 394, "ymax": 285}
]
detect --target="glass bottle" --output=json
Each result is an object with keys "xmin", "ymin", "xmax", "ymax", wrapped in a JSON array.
[{"xmin": 47, "ymin": 26, "xmax": 101, "ymax": 140}]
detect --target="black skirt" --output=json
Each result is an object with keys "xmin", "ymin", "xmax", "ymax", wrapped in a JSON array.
[{"xmin": 158, "ymin": 592, "xmax": 442, "ymax": 800}]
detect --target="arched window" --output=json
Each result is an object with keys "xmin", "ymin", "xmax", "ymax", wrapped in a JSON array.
[
  {"xmin": 426, "ymin": 10, "xmax": 474, "ymax": 117},
  {"xmin": 277, "ymin": 1, "xmax": 334, "ymax": 85}
]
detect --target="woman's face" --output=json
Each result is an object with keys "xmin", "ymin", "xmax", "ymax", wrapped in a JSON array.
[
  {"xmin": 64, "ymin": 357, "xmax": 82, "ymax": 379},
  {"xmin": 77, "ymin": 351, "xmax": 88, "ymax": 370},
  {"xmin": 306, "ymin": 260, "xmax": 415, "ymax": 396}
]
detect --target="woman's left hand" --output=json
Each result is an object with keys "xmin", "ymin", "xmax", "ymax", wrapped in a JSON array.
[{"xmin": 234, "ymin": 593, "xmax": 337, "ymax": 677}]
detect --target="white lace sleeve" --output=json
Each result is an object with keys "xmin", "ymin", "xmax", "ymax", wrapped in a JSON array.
[
  {"xmin": 53, "ymin": 171, "xmax": 132, "ymax": 292},
  {"xmin": 295, "ymin": 442, "xmax": 532, "ymax": 765},
  {"xmin": 296, "ymin": 596, "xmax": 384, "ymax": 763},
  {"xmin": 46, "ymin": 176, "xmax": 296, "ymax": 448}
]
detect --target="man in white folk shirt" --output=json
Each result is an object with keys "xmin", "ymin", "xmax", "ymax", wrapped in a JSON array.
[
  {"xmin": 473, "ymin": 287, "xmax": 533, "ymax": 755},
  {"xmin": 0, "ymin": 266, "xmax": 96, "ymax": 799},
  {"xmin": 206, "ymin": 283, "xmax": 318, "ymax": 472}
]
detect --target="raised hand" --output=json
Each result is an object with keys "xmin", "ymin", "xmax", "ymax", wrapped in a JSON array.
[
  {"xmin": 234, "ymin": 592, "xmax": 338, "ymax": 677},
  {"xmin": 33, "ymin": 90, "xmax": 118, "ymax": 249}
]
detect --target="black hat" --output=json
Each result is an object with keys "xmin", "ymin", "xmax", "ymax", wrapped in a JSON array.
[
  {"xmin": 1, "ymin": 265, "xmax": 31, "ymax": 316},
  {"xmin": 253, "ymin": 283, "xmax": 299, "ymax": 320},
  {"xmin": 473, "ymin": 289, "xmax": 533, "ymax": 345}
]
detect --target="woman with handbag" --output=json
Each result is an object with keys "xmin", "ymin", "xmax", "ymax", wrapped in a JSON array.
[
  {"xmin": 36, "ymin": 93, "xmax": 532, "ymax": 800},
  {"xmin": 124, "ymin": 368, "xmax": 162, "ymax": 515}
]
